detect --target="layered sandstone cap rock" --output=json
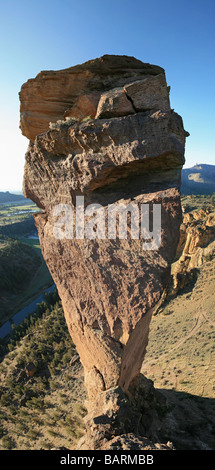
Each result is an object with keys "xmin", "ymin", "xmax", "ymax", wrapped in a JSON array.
[
  {"xmin": 20, "ymin": 55, "xmax": 188, "ymax": 448},
  {"xmin": 20, "ymin": 55, "xmax": 166, "ymax": 141}
]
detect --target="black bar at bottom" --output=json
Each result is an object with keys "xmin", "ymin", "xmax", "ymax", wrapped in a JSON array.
[{"xmin": 0, "ymin": 449, "xmax": 214, "ymax": 467}]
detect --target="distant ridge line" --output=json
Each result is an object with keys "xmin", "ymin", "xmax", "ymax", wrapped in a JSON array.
[{"xmin": 181, "ymin": 163, "xmax": 215, "ymax": 195}]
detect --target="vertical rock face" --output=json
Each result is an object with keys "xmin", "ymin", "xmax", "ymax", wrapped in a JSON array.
[{"xmin": 20, "ymin": 55, "xmax": 188, "ymax": 447}]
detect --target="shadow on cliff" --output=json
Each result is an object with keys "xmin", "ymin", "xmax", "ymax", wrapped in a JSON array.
[
  {"xmin": 153, "ymin": 387, "xmax": 215, "ymax": 450},
  {"xmin": 79, "ymin": 373, "xmax": 215, "ymax": 450},
  {"xmin": 89, "ymin": 167, "xmax": 180, "ymax": 206},
  {"xmin": 126, "ymin": 374, "xmax": 215, "ymax": 450}
]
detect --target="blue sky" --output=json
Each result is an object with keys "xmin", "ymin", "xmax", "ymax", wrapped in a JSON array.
[{"xmin": 0, "ymin": 0, "xmax": 214, "ymax": 190}]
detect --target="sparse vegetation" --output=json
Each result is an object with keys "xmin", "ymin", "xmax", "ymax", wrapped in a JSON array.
[
  {"xmin": 142, "ymin": 195, "xmax": 215, "ymax": 400},
  {"xmin": 0, "ymin": 292, "xmax": 87, "ymax": 450},
  {"xmin": 49, "ymin": 117, "xmax": 78, "ymax": 130},
  {"xmin": 0, "ymin": 240, "xmax": 40, "ymax": 296},
  {"xmin": 49, "ymin": 115, "xmax": 92, "ymax": 131}
]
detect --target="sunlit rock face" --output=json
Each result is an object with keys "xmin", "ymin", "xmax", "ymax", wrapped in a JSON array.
[
  {"xmin": 20, "ymin": 56, "xmax": 188, "ymax": 447},
  {"xmin": 19, "ymin": 55, "xmax": 166, "ymax": 142}
]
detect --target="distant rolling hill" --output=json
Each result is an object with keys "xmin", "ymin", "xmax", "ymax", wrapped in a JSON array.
[
  {"xmin": 181, "ymin": 164, "xmax": 215, "ymax": 195},
  {"xmin": 0, "ymin": 191, "xmax": 25, "ymax": 203},
  {"xmin": 0, "ymin": 191, "xmax": 30, "ymax": 204}
]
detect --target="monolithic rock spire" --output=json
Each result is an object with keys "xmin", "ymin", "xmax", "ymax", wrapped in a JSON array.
[{"xmin": 20, "ymin": 55, "xmax": 188, "ymax": 449}]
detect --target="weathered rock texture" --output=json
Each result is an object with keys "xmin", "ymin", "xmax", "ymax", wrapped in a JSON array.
[
  {"xmin": 20, "ymin": 55, "xmax": 165, "ymax": 142},
  {"xmin": 20, "ymin": 55, "xmax": 188, "ymax": 449},
  {"xmin": 169, "ymin": 208, "xmax": 215, "ymax": 296}
]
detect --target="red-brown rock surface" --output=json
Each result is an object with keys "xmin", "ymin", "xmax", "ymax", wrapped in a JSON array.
[
  {"xmin": 20, "ymin": 55, "xmax": 188, "ymax": 449},
  {"xmin": 169, "ymin": 208, "xmax": 215, "ymax": 296},
  {"xmin": 64, "ymin": 92, "xmax": 101, "ymax": 121},
  {"xmin": 19, "ymin": 55, "xmax": 165, "ymax": 142}
]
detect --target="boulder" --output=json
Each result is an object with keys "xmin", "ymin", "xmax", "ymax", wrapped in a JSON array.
[
  {"xmin": 64, "ymin": 92, "xmax": 101, "ymax": 122},
  {"xmin": 95, "ymin": 87, "xmax": 135, "ymax": 119},
  {"xmin": 124, "ymin": 74, "xmax": 170, "ymax": 112}
]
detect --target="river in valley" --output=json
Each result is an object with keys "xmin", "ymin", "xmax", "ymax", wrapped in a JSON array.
[{"xmin": 0, "ymin": 284, "xmax": 55, "ymax": 339}]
